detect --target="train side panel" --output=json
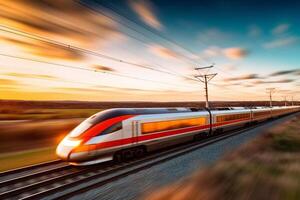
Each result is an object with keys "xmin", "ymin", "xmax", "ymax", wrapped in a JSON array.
[
  {"xmin": 252, "ymin": 108, "xmax": 272, "ymax": 122},
  {"xmin": 211, "ymin": 109, "xmax": 252, "ymax": 132},
  {"xmin": 132, "ymin": 111, "xmax": 210, "ymax": 152}
]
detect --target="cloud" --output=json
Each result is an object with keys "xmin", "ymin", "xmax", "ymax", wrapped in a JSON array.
[
  {"xmin": 0, "ymin": 78, "xmax": 19, "ymax": 85},
  {"xmin": 0, "ymin": 0, "xmax": 121, "ymax": 60},
  {"xmin": 263, "ymin": 36, "xmax": 298, "ymax": 48},
  {"xmin": 202, "ymin": 46, "xmax": 222, "ymax": 57},
  {"xmin": 201, "ymin": 46, "xmax": 249, "ymax": 60},
  {"xmin": 148, "ymin": 44, "xmax": 178, "ymax": 59},
  {"xmin": 0, "ymin": 36, "xmax": 83, "ymax": 60},
  {"xmin": 129, "ymin": 0, "xmax": 162, "ymax": 30},
  {"xmin": 253, "ymin": 79, "xmax": 295, "ymax": 84},
  {"xmin": 269, "ymin": 69, "xmax": 300, "ymax": 77},
  {"xmin": 56, "ymin": 85, "xmax": 159, "ymax": 93},
  {"xmin": 276, "ymin": 89, "xmax": 292, "ymax": 93},
  {"xmin": 57, "ymin": 87, "xmax": 108, "ymax": 93},
  {"xmin": 5, "ymin": 73, "xmax": 58, "ymax": 80},
  {"xmin": 248, "ymin": 25, "xmax": 261, "ymax": 37},
  {"xmin": 224, "ymin": 74, "xmax": 260, "ymax": 81},
  {"xmin": 198, "ymin": 28, "xmax": 231, "ymax": 44},
  {"xmin": 223, "ymin": 47, "xmax": 249, "ymax": 60},
  {"xmin": 223, "ymin": 82, "xmax": 254, "ymax": 88},
  {"xmin": 222, "ymin": 63, "xmax": 237, "ymax": 71},
  {"xmin": 91, "ymin": 65, "xmax": 115, "ymax": 72},
  {"xmin": 272, "ymin": 24, "xmax": 290, "ymax": 35},
  {"xmin": 242, "ymin": 84, "xmax": 254, "ymax": 88}
]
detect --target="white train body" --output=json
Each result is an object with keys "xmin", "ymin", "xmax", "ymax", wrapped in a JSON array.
[{"xmin": 56, "ymin": 106, "xmax": 300, "ymax": 165}]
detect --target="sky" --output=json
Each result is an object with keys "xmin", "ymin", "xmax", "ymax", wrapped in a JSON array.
[{"xmin": 0, "ymin": 0, "xmax": 299, "ymax": 102}]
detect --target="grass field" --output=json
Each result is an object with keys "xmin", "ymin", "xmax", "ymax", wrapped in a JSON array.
[
  {"xmin": 0, "ymin": 118, "xmax": 83, "ymax": 153},
  {"xmin": 0, "ymin": 147, "xmax": 57, "ymax": 172},
  {"xmin": 0, "ymin": 108, "xmax": 101, "ymax": 120},
  {"xmin": 146, "ymin": 114, "xmax": 300, "ymax": 200}
]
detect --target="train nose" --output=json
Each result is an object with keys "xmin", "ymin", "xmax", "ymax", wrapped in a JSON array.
[{"xmin": 56, "ymin": 137, "xmax": 82, "ymax": 160}]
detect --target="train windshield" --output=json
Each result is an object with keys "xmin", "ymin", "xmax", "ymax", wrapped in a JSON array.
[
  {"xmin": 87, "ymin": 109, "xmax": 131, "ymax": 125},
  {"xmin": 69, "ymin": 120, "xmax": 93, "ymax": 138},
  {"xmin": 68, "ymin": 110, "xmax": 128, "ymax": 138}
]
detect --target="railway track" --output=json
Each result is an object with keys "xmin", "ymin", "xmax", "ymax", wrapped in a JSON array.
[
  {"xmin": 0, "ymin": 114, "xmax": 297, "ymax": 200},
  {"xmin": 0, "ymin": 122, "xmax": 269, "ymax": 199},
  {"xmin": 0, "ymin": 160, "xmax": 62, "ymax": 179}
]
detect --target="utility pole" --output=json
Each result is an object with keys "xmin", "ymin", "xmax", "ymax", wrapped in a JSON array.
[
  {"xmin": 282, "ymin": 96, "xmax": 287, "ymax": 106},
  {"xmin": 194, "ymin": 65, "xmax": 217, "ymax": 108},
  {"xmin": 266, "ymin": 88, "xmax": 276, "ymax": 107}
]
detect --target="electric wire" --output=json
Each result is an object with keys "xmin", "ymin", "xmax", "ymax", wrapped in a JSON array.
[
  {"xmin": 0, "ymin": 25, "xmax": 198, "ymax": 82},
  {"xmin": 0, "ymin": 53, "xmax": 198, "ymax": 89},
  {"xmin": 84, "ymin": 1, "xmax": 251, "ymax": 86},
  {"xmin": 76, "ymin": 0, "xmax": 202, "ymax": 67}
]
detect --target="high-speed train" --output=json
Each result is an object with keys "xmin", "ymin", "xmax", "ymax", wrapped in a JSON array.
[{"xmin": 56, "ymin": 106, "xmax": 300, "ymax": 165}]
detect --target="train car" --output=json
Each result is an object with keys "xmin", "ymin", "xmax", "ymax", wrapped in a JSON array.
[
  {"xmin": 272, "ymin": 106, "xmax": 285, "ymax": 117},
  {"xmin": 211, "ymin": 108, "xmax": 252, "ymax": 132},
  {"xmin": 56, "ymin": 108, "xmax": 211, "ymax": 165},
  {"xmin": 252, "ymin": 107, "xmax": 272, "ymax": 122},
  {"xmin": 271, "ymin": 106, "xmax": 298, "ymax": 118},
  {"xmin": 56, "ymin": 106, "xmax": 300, "ymax": 165}
]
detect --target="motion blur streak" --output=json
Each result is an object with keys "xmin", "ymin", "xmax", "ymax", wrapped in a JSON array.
[{"xmin": 0, "ymin": 0, "xmax": 121, "ymax": 60}]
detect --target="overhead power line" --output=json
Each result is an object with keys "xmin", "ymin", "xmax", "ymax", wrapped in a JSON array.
[
  {"xmin": 103, "ymin": 0, "xmax": 200, "ymax": 57},
  {"xmin": 209, "ymin": 82, "xmax": 266, "ymax": 98},
  {"xmin": 92, "ymin": 0, "xmax": 258, "ymax": 83},
  {"xmin": 101, "ymin": 0, "xmax": 251, "ymax": 82},
  {"xmin": 76, "ymin": 0, "xmax": 207, "ymax": 67},
  {"xmin": 0, "ymin": 53, "xmax": 197, "ymax": 89},
  {"xmin": 96, "ymin": 1, "xmax": 242, "ymax": 76},
  {"xmin": 0, "ymin": 25, "xmax": 198, "ymax": 82},
  {"xmin": 0, "ymin": 9, "xmax": 247, "ymax": 89}
]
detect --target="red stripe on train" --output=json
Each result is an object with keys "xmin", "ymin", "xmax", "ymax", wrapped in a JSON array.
[
  {"xmin": 80, "ymin": 115, "xmax": 135, "ymax": 140},
  {"xmin": 73, "ymin": 115, "xmax": 135, "ymax": 152},
  {"xmin": 73, "ymin": 117, "xmax": 251, "ymax": 153}
]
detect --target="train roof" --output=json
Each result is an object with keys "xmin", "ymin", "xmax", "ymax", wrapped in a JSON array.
[
  {"xmin": 87, "ymin": 106, "xmax": 299, "ymax": 125},
  {"xmin": 88, "ymin": 108, "xmax": 196, "ymax": 125},
  {"xmin": 88, "ymin": 107, "xmax": 237, "ymax": 124}
]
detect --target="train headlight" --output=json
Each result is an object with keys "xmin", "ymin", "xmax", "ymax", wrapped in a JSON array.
[{"xmin": 61, "ymin": 137, "xmax": 82, "ymax": 147}]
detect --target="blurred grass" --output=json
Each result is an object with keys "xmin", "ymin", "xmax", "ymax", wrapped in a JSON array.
[
  {"xmin": 0, "ymin": 108, "xmax": 101, "ymax": 120},
  {"xmin": 0, "ymin": 147, "xmax": 57, "ymax": 172},
  {"xmin": 0, "ymin": 118, "xmax": 83, "ymax": 153},
  {"xmin": 0, "ymin": 108, "xmax": 101, "ymax": 171},
  {"xmin": 146, "ymin": 114, "xmax": 300, "ymax": 200}
]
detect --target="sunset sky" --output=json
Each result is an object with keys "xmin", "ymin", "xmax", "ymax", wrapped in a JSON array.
[{"xmin": 0, "ymin": 0, "xmax": 299, "ymax": 102}]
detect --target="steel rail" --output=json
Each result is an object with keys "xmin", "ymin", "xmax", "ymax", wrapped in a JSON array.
[
  {"xmin": 0, "ymin": 165, "xmax": 70, "ymax": 189},
  {"xmin": 0, "ymin": 160, "xmax": 62, "ymax": 178}
]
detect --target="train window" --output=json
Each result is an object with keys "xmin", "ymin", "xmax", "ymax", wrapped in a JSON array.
[
  {"xmin": 216, "ymin": 113, "xmax": 250, "ymax": 122},
  {"xmin": 142, "ymin": 117, "xmax": 206, "ymax": 134},
  {"xmin": 253, "ymin": 111, "xmax": 270, "ymax": 118},
  {"xmin": 101, "ymin": 122, "xmax": 122, "ymax": 135}
]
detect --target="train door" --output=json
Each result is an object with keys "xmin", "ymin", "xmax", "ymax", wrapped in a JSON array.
[{"xmin": 132, "ymin": 120, "xmax": 139, "ymax": 145}]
